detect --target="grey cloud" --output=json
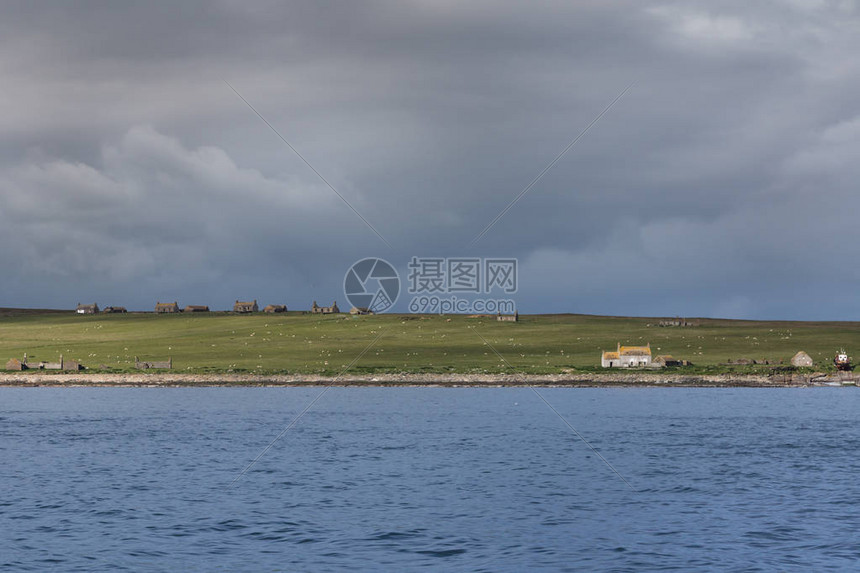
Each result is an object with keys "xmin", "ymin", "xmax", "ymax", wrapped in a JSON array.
[{"xmin": 0, "ymin": 1, "xmax": 859, "ymax": 317}]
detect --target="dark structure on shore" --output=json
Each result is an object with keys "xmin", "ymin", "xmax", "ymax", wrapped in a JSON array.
[
  {"xmin": 264, "ymin": 304, "xmax": 287, "ymax": 313},
  {"xmin": 184, "ymin": 305, "xmax": 210, "ymax": 313},
  {"xmin": 653, "ymin": 355, "xmax": 689, "ymax": 367},
  {"xmin": 103, "ymin": 306, "xmax": 127, "ymax": 313}
]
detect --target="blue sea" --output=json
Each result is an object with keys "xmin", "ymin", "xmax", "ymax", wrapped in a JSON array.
[{"xmin": 2, "ymin": 387, "xmax": 860, "ymax": 571}]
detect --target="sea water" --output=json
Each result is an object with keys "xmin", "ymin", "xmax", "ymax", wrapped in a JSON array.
[{"xmin": 2, "ymin": 387, "xmax": 859, "ymax": 571}]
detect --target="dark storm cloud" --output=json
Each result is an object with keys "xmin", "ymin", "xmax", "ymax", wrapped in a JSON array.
[{"xmin": 0, "ymin": 0, "xmax": 858, "ymax": 317}]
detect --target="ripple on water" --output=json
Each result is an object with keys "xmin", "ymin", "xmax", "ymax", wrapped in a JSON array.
[{"xmin": 2, "ymin": 387, "xmax": 860, "ymax": 571}]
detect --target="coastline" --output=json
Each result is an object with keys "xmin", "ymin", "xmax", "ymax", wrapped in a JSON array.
[{"xmin": 0, "ymin": 372, "xmax": 829, "ymax": 388}]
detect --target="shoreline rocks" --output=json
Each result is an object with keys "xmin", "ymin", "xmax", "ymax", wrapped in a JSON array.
[{"xmin": 0, "ymin": 372, "xmax": 814, "ymax": 387}]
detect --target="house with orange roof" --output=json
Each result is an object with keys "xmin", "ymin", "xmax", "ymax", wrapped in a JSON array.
[{"xmin": 601, "ymin": 343, "xmax": 655, "ymax": 368}]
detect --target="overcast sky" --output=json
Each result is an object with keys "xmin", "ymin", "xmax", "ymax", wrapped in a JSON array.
[{"xmin": 1, "ymin": 0, "xmax": 859, "ymax": 319}]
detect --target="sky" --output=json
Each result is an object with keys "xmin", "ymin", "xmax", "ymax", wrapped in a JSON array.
[{"xmin": 1, "ymin": 0, "xmax": 859, "ymax": 319}]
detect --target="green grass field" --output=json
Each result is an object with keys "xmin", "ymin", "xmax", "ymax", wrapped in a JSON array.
[{"xmin": 0, "ymin": 310, "xmax": 858, "ymax": 375}]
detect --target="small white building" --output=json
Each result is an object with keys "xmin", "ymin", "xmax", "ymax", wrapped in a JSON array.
[{"xmin": 601, "ymin": 343, "xmax": 653, "ymax": 368}]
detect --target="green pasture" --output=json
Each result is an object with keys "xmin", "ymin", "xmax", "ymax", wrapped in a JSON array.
[{"xmin": 0, "ymin": 310, "xmax": 857, "ymax": 375}]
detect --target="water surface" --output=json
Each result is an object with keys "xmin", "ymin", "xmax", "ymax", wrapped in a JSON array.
[{"xmin": 2, "ymin": 388, "xmax": 859, "ymax": 571}]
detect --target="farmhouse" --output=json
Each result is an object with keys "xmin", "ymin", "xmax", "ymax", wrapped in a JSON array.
[
  {"xmin": 76, "ymin": 303, "xmax": 99, "ymax": 314},
  {"xmin": 184, "ymin": 305, "xmax": 210, "ymax": 313},
  {"xmin": 264, "ymin": 304, "xmax": 287, "ymax": 313},
  {"xmin": 349, "ymin": 306, "xmax": 372, "ymax": 315},
  {"xmin": 601, "ymin": 343, "xmax": 653, "ymax": 368},
  {"xmin": 497, "ymin": 311, "xmax": 519, "ymax": 322},
  {"xmin": 311, "ymin": 301, "xmax": 340, "ymax": 314},
  {"xmin": 233, "ymin": 300, "xmax": 259, "ymax": 313},
  {"xmin": 103, "ymin": 306, "xmax": 127, "ymax": 313},
  {"xmin": 155, "ymin": 301, "xmax": 180, "ymax": 313}
]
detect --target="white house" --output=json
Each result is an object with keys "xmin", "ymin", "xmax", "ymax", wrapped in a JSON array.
[{"xmin": 601, "ymin": 343, "xmax": 653, "ymax": 368}]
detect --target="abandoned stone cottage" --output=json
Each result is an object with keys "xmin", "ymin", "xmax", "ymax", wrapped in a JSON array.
[
  {"xmin": 155, "ymin": 301, "xmax": 180, "ymax": 314},
  {"xmin": 76, "ymin": 303, "xmax": 99, "ymax": 314},
  {"xmin": 233, "ymin": 300, "xmax": 259, "ymax": 313},
  {"xmin": 102, "ymin": 306, "xmax": 127, "ymax": 314},
  {"xmin": 311, "ymin": 301, "xmax": 340, "ymax": 314}
]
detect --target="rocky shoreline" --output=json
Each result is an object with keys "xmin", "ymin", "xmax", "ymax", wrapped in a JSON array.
[{"xmin": 0, "ymin": 372, "xmax": 834, "ymax": 387}]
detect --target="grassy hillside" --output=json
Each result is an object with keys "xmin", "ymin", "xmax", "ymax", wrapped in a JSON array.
[{"xmin": 0, "ymin": 312, "xmax": 857, "ymax": 375}]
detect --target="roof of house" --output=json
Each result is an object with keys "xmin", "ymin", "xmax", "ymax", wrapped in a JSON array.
[
  {"xmin": 602, "ymin": 351, "xmax": 620, "ymax": 360},
  {"xmin": 619, "ymin": 345, "xmax": 651, "ymax": 356},
  {"xmin": 155, "ymin": 302, "xmax": 178, "ymax": 308}
]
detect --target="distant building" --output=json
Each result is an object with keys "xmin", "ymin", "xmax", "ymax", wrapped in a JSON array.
[
  {"xmin": 658, "ymin": 318, "xmax": 700, "ymax": 327},
  {"xmin": 103, "ymin": 306, "xmax": 127, "ymax": 314},
  {"xmin": 184, "ymin": 305, "xmax": 210, "ymax": 313},
  {"xmin": 7, "ymin": 355, "xmax": 83, "ymax": 371},
  {"xmin": 264, "ymin": 304, "xmax": 287, "ymax": 314},
  {"xmin": 653, "ymin": 355, "xmax": 685, "ymax": 367},
  {"xmin": 349, "ymin": 306, "xmax": 372, "ymax": 315},
  {"xmin": 497, "ymin": 311, "xmax": 519, "ymax": 322},
  {"xmin": 46, "ymin": 356, "xmax": 83, "ymax": 371},
  {"xmin": 233, "ymin": 300, "xmax": 259, "ymax": 313},
  {"xmin": 155, "ymin": 301, "xmax": 180, "ymax": 314},
  {"xmin": 76, "ymin": 302, "xmax": 99, "ymax": 314},
  {"xmin": 791, "ymin": 351, "xmax": 814, "ymax": 367},
  {"xmin": 311, "ymin": 301, "xmax": 340, "ymax": 314},
  {"xmin": 601, "ymin": 343, "xmax": 653, "ymax": 368},
  {"xmin": 135, "ymin": 356, "xmax": 172, "ymax": 369}
]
